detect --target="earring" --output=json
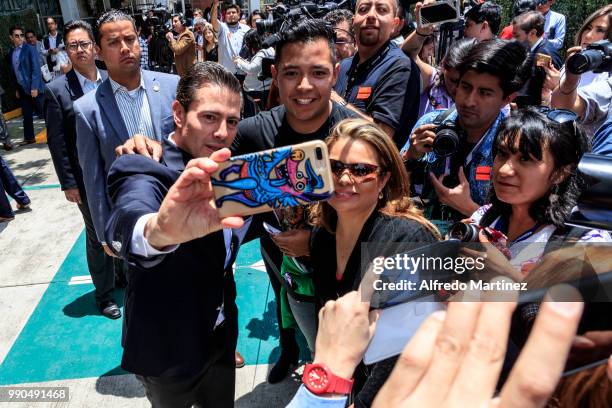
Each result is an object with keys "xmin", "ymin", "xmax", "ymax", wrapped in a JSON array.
[
  {"xmin": 378, "ymin": 192, "xmax": 383, "ymax": 200},
  {"xmin": 549, "ymin": 184, "xmax": 559, "ymax": 205}
]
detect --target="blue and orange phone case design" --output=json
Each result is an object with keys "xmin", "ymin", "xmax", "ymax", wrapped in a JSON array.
[{"xmin": 211, "ymin": 140, "xmax": 335, "ymax": 217}]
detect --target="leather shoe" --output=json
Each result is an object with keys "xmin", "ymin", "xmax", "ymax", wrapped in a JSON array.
[
  {"xmin": 267, "ymin": 349, "xmax": 299, "ymax": 384},
  {"xmin": 0, "ymin": 215, "xmax": 15, "ymax": 223},
  {"xmin": 2, "ymin": 143, "xmax": 13, "ymax": 151},
  {"xmin": 17, "ymin": 140, "xmax": 35, "ymax": 146},
  {"xmin": 235, "ymin": 351, "xmax": 245, "ymax": 368},
  {"xmin": 98, "ymin": 300, "xmax": 121, "ymax": 320}
]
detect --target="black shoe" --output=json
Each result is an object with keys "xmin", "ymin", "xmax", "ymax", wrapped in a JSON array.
[
  {"xmin": 17, "ymin": 139, "xmax": 35, "ymax": 146},
  {"xmin": 267, "ymin": 350, "xmax": 299, "ymax": 384},
  {"xmin": 98, "ymin": 300, "xmax": 122, "ymax": 320},
  {"xmin": 2, "ymin": 143, "xmax": 13, "ymax": 151}
]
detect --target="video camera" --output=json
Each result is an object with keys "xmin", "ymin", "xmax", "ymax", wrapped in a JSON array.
[
  {"xmin": 256, "ymin": 0, "xmax": 350, "ymax": 48},
  {"xmin": 566, "ymin": 40, "xmax": 612, "ymax": 75}
]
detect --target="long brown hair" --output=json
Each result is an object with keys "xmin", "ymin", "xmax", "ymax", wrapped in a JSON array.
[
  {"xmin": 310, "ymin": 118, "xmax": 440, "ymax": 239},
  {"xmin": 575, "ymin": 4, "xmax": 612, "ymax": 45}
]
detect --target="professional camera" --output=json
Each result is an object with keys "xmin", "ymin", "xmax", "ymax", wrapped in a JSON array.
[
  {"xmin": 431, "ymin": 109, "xmax": 466, "ymax": 157},
  {"xmin": 256, "ymin": 0, "xmax": 350, "ymax": 47},
  {"xmin": 448, "ymin": 222, "xmax": 481, "ymax": 242},
  {"xmin": 566, "ymin": 40, "xmax": 612, "ymax": 75}
]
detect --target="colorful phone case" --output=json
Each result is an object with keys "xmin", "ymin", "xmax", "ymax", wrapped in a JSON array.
[{"xmin": 211, "ymin": 140, "xmax": 335, "ymax": 217}]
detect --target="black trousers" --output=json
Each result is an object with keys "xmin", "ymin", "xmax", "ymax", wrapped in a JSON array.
[
  {"xmin": 16, "ymin": 85, "xmax": 37, "ymax": 142},
  {"xmin": 136, "ymin": 321, "xmax": 237, "ymax": 408},
  {"xmin": 77, "ymin": 194, "xmax": 115, "ymax": 305}
]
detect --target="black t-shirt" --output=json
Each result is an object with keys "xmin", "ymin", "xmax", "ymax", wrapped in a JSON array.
[{"xmin": 231, "ymin": 102, "xmax": 359, "ymax": 155}]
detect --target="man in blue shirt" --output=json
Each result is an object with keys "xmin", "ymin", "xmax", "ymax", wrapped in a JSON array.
[
  {"xmin": 401, "ymin": 39, "xmax": 531, "ymax": 222},
  {"xmin": 332, "ymin": 0, "xmax": 421, "ymax": 150},
  {"xmin": 7, "ymin": 25, "xmax": 43, "ymax": 145},
  {"xmin": 536, "ymin": 0, "xmax": 566, "ymax": 50}
]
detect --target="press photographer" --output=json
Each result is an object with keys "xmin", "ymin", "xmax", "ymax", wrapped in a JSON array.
[
  {"xmin": 401, "ymin": 39, "xmax": 531, "ymax": 223},
  {"xmin": 550, "ymin": 5, "xmax": 610, "ymax": 135}
]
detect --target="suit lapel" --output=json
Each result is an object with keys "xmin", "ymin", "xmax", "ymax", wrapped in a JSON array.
[
  {"xmin": 65, "ymin": 70, "xmax": 84, "ymax": 100},
  {"xmin": 143, "ymin": 70, "xmax": 162, "ymax": 140},
  {"xmin": 97, "ymin": 79, "xmax": 129, "ymax": 142}
]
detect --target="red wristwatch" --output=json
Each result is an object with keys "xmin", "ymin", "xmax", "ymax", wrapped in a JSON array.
[{"xmin": 302, "ymin": 363, "xmax": 354, "ymax": 395}]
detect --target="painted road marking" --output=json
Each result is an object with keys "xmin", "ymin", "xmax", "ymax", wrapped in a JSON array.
[{"xmin": 68, "ymin": 276, "xmax": 93, "ymax": 285}]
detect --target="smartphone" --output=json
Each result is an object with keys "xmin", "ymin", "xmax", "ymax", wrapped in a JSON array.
[
  {"xmin": 364, "ymin": 297, "xmax": 443, "ymax": 365},
  {"xmin": 211, "ymin": 140, "xmax": 335, "ymax": 218},
  {"xmin": 263, "ymin": 221, "xmax": 281, "ymax": 236},
  {"xmin": 536, "ymin": 53, "xmax": 552, "ymax": 67},
  {"xmin": 419, "ymin": 0, "xmax": 460, "ymax": 27}
]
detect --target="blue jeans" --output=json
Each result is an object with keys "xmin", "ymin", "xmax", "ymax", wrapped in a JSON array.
[{"xmin": 0, "ymin": 155, "xmax": 30, "ymax": 218}]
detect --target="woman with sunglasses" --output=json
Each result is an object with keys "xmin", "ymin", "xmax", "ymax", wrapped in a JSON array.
[
  {"xmin": 309, "ymin": 118, "xmax": 440, "ymax": 406},
  {"xmin": 468, "ymin": 108, "xmax": 611, "ymax": 283}
]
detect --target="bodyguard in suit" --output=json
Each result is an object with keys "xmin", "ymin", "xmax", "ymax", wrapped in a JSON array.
[
  {"xmin": 105, "ymin": 62, "xmax": 243, "ymax": 407},
  {"xmin": 45, "ymin": 20, "xmax": 121, "ymax": 319},
  {"xmin": 7, "ymin": 25, "xmax": 44, "ymax": 145},
  {"xmin": 74, "ymin": 10, "xmax": 179, "ymax": 260}
]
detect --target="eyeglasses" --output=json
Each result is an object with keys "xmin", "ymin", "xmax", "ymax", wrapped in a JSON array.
[
  {"xmin": 13, "ymin": 33, "xmax": 24, "ymax": 38},
  {"xmin": 333, "ymin": 28, "xmax": 355, "ymax": 45},
  {"xmin": 330, "ymin": 159, "xmax": 381, "ymax": 182},
  {"xmin": 66, "ymin": 41, "xmax": 94, "ymax": 52}
]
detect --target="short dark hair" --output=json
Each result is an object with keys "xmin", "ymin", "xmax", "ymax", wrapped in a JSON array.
[
  {"xmin": 483, "ymin": 107, "xmax": 590, "ymax": 228},
  {"xmin": 63, "ymin": 19, "xmax": 95, "ymax": 42},
  {"xmin": 95, "ymin": 9, "xmax": 136, "ymax": 46},
  {"xmin": 442, "ymin": 37, "xmax": 477, "ymax": 71},
  {"xmin": 176, "ymin": 61, "xmax": 242, "ymax": 111},
  {"xmin": 513, "ymin": 10, "xmax": 545, "ymax": 37},
  {"xmin": 275, "ymin": 19, "xmax": 336, "ymax": 66},
  {"xmin": 9, "ymin": 25, "xmax": 23, "ymax": 36},
  {"xmin": 465, "ymin": 1, "xmax": 503, "ymax": 35},
  {"xmin": 458, "ymin": 39, "xmax": 531, "ymax": 98},
  {"xmin": 225, "ymin": 4, "xmax": 240, "ymax": 13},
  {"xmin": 513, "ymin": 0, "xmax": 537, "ymax": 17},
  {"xmin": 46, "ymin": 17, "xmax": 56, "ymax": 24},
  {"xmin": 324, "ymin": 9, "xmax": 354, "ymax": 33},
  {"xmin": 25, "ymin": 29, "xmax": 36, "ymax": 38}
]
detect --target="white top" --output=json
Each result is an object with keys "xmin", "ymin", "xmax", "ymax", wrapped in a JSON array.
[{"xmin": 216, "ymin": 21, "xmax": 250, "ymax": 73}]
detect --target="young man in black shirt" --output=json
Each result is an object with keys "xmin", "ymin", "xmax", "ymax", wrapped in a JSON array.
[{"xmin": 232, "ymin": 19, "xmax": 358, "ymax": 384}]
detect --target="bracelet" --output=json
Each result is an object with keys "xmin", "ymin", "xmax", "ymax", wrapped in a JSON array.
[
  {"xmin": 415, "ymin": 30, "xmax": 429, "ymax": 37},
  {"xmin": 559, "ymin": 83, "xmax": 578, "ymax": 95}
]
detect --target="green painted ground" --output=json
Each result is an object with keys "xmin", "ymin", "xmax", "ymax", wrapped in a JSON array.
[{"xmin": 0, "ymin": 232, "xmax": 307, "ymax": 385}]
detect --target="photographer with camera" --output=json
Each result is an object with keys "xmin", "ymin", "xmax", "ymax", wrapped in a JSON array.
[
  {"xmin": 211, "ymin": 0, "xmax": 250, "ymax": 74},
  {"xmin": 463, "ymin": 1, "xmax": 502, "ymax": 42},
  {"xmin": 550, "ymin": 5, "xmax": 611, "ymax": 137},
  {"xmin": 401, "ymin": 39, "xmax": 531, "ymax": 223},
  {"xmin": 332, "ymin": 0, "xmax": 421, "ymax": 149}
]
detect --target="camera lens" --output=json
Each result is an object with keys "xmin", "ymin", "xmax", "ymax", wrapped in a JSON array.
[
  {"xmin": 433, "ymin": 128, "xmax": 460, "ymax": 157},
  {"xmin": 315, "ymin": 147, "xmax": 323, "ymax": 160},
  {"xmin": 448, "ymin": 222, "xmax": 480, "ymax": 242},
  {"xmin": 567, "ymin": 49, "xmax": 603, "ymax": 75}
]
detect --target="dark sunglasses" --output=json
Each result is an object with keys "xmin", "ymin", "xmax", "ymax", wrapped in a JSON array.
[
  {"xmin": 330, "ymin": 159, "xmax": 380, "ymax": 180},
  {"xmin": 537, "ymin": 106, "xmax": 579, "ymax": 136}
]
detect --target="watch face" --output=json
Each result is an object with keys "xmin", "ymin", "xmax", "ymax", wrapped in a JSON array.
[{"xmin": 306, "ymin": 366, "xmax": 329, "ymax": 391}]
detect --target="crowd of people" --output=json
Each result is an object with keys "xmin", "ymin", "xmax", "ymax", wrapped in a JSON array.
[{"xmin": 1, "ymin": 0, "xmax": 612, "ymax": 407}]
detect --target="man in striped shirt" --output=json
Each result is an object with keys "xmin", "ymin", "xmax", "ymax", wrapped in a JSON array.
[{"xmin": 74, "ymin": 10, "xmax": 179, "ymax": 270}]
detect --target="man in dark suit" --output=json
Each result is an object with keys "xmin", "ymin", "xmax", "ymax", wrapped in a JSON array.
[
  {"xmin": 105, "ymin": 62, "xmax": 243, "ymax": 407},
  {"xmin": 512, "ymin": 11, "xmax": 563, "ymax": 107},
  {"xmin": 42, "ymin": 17, "xmax": 64, "ymax": 73},
  {"xmin": 74, "ymin": 10, "xmax": 179, "ymax": 264},
  {"xmin": 45, "ymin": 20, "xmax": 121, "ymax": 319},
  {"xmin": 7, "ymin": 25, "xmax": 44, "ymax": 145}
]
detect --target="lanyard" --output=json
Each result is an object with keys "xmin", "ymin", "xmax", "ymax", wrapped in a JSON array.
[{"xmin": 495, "ymin": 217, "xmax": 543, "ymax": 243}]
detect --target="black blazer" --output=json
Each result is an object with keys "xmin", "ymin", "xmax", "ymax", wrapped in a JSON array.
[
  {"xmin": 43, "ymin": 32, "xmax": 63, "ymax": 70},
  {"xmin": 44, "ymin": 69, "xmax": 108, "ymax": 194},
  {"xmin": 105, "ymin": 140, "xmax": 239, "ymax": 378}
]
